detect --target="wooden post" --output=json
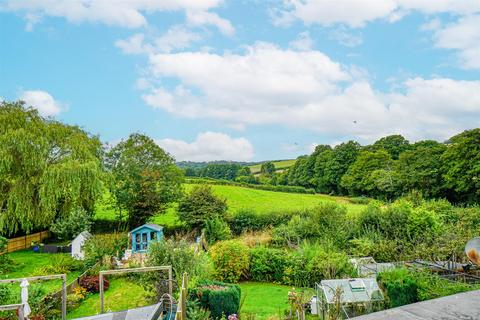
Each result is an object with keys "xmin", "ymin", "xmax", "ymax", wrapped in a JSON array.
[
  {"xmin": 100, "ymin": 273, "xmax": 105, "ymax": 313},
  {"xmin": 168, "ymin": 266, "xmax": 173, "ymax": 297},
  {"xmin": 61, "ymin": 274, "xmax": 67, "ymax": 320}
]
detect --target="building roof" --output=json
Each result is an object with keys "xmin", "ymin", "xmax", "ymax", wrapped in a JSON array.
[
  {"xmin": 352, "ymin": 290, "xmax": 480, "ymax": 320},
  {"xmin": 72, "ymin": 303, "xmax": 164, "ymax": 320},
  {"xmin": 130, "ymin": 223, "xmax": 164, "ymax": 234}
]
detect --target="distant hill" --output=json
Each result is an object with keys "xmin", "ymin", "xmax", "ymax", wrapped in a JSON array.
[
  {"xmin": 248, "ymin": 159, "xmax": 297, "ymax": 174},
  {"xmin": 177, "ymin": 160, "xmax": 259, "ymax": 170}
]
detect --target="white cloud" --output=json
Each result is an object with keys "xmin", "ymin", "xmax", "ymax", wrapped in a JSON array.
[
  {"xmin": 289, "ymin": 31, "xmax": 313, "ymax": 51},
  {"xmin": 273, "ymin": 0, "xmax": 480, "ymax": 28},
  {"xmin": 19, "ymin": 90, "xmax": 63, "ymax": 116},
  {"xmin": 186, "ymin": 10, "xmax": 234, "ymax": 36},
  {"xmin": 3, "ymin": 0, "xmax": 225, "ymax": 29},
  {"xmin": 157, "ymin": 132, "xmax": 254, "ymax": 161},
  {"xmin": 142, "ymin": 43, "xmax": 480, "ymax": 143},
  {"xmin": 329, "ymin": 27, "xmax": 363, "ymax": 47},
  {"xmin": 432, "ymin": 15, "xmax": 480, "ymax": 69},
  {"xmin": 115, "ymin": 26, "xmax": 201, "ymax": 55}
]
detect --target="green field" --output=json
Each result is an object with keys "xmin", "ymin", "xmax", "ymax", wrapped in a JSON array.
[
  {"xmin": 67, "ymin": 277, "xmax": 149, "ymax": 319},
  {"xmin": 97, "ymin": 184, "xmax": 366, "ymax": 228},
  {"xmin": 249, "ymin": 159, "xmax": 297, "ymax": 174}
]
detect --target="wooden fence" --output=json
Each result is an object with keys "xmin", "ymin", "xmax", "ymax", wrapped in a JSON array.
[{"xmin": 2, "ymin": 231, "xmax": 50, "ymax": 253}]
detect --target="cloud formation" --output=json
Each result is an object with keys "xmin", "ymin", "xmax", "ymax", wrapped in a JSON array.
[
  {"xmin": 157, "ymin": 132, "xmax": 254, "ymax": 161},
  {"xmin": 142, "ymin": 43, "xmax": 480, "ymax": 143},
  {"xmin": 273, "ymin": 0, "xmax": 480, "ymax": 28},
  {"xmin": 19, "ymin": 90, "xmax": 63, "ymax": 116},
  {"xmin": 2, "ymin": 0, "xmax": 226, "ymax": 29}
]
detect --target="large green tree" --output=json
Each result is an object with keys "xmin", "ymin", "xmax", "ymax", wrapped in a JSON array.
[
  {"xmin": 372, "ymin": 134, "xmax": 411, "ymax": 160},
  {"xmin": 0, "ymin": 101, "xmax": 103, "ymax": 235},
  {"xmin": 324, "ymin": 141, "xmax": 362, "ymax": 194},
  {"xmin": 106, "ymin": 133, "xmax": 183, "ymax": 228},
  {"xmin": 395, "ymin": 141, "xmax": 447, "ymax": 198},
  {"xmin": 341, "ymin": 150, "xmax": 394, "ymax": 198},
  {"xmin": 442, "ymin": 129, "xmax": 480, "ymax": 203}
]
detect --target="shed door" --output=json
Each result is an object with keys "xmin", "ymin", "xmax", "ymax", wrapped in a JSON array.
[{"xmin": 141, "ymin": 232, "xmax": 148, "ymax": 250}]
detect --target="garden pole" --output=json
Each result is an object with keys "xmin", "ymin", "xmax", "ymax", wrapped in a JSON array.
[
  {"xmin": 100, "ymin": 273, "xmax": 104, "ymax": 313},
  {"xmin": 61, "ymin": 274, "xmax": 67, "ymax": 320}
]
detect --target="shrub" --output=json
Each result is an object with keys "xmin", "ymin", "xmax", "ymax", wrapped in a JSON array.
[
  {"xmin": 210, "ymin": 240, "xmax": 250, "ymax": 283},
  {"xmin": 378, "ymin": 268, "xmax": 476, "ymax": 308},
  {"xmin": 34, "ymin": 255, "xmax": 83, "ymax": 275},
  {"xmin": 79, "ymin": 276, "xmax": 110, "ymax": 293},
  {"xmin": 205, "ymin": 217, "xmax": 231, "ymax": 244},
  {"xmin": 228, "ymin": 210, "xmax": 291, "ymax": 235},
  {"xmin": 83, "ymin": 233, "xmax": 128, "ymax": 267},
  {"xmin": 249, "ymin": 247, "xmax": 288, "ymax": 282},
  {"xmin": 0, "ymin": 284, "xmax": 14, "ymax": 305},
  {"xmin": 147, "ymin": 239, "xmax": 213, "ymax": 285},
  {"xmin": 178, "ymin": 185, "xmax": 228, "ymax": 230},
  {"xmin": 50, "ymin": 207, "xmax": 93, "ymax": 240},
  {"xmin": 191, "ymin": 280, "xmax": 241, "ymax": 319}
]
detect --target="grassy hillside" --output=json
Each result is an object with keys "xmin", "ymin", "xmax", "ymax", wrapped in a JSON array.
[
  {"xmin": 249, "ymin": 159, "xmax": 296, "ymax": 174},
  {"xmin": 96, "ymin": 184, "xmax": 366, "ymax": 228}
]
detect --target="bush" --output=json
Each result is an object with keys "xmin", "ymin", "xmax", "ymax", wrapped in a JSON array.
[
  {"xmin": 378, "ymin": 268, "xmax": 477, "ymax": 308},
  {"xmin": 79, "ymin": 276, "xmax": 110, "ymax": 293},
  {"xmin": 34, "ymin": 255, "xmax": 83, "ymax": 275},
  {"xmin": 210, "ymin": 240, "xmax": 250, "ymax": 283},
  {"xmin": 249, "ymin": 247, "xmax": 288, "ymax": 282},
  {"xmin": 228, "ymin": 210, "xmax": 291, "ymax": 235},
  {"xmin": 205, "ymin": 217, "xmax": 231, "ymax": 244},
  {"xmin": 178, "ymin": 185, "xmax": 228, "ymax": 230},
  {"xmin": 83, "ymin": 233, "xmax": 128, "ymax": 267},
  {"xmin": 191, "ymin": 280, "xmax": 241, "ymax": 319},
  {"xmin": 186, "ymin": 178, "xmax": 315, "ymax": 194},
  {"xmin": 50, "ymin": 207, "xmax": 93, "ymax": 240}
]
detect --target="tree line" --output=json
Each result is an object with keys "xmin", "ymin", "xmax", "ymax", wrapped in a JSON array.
[{"xmin": 283, "ymin": 132, "xmax": 480, "ymax": 204}]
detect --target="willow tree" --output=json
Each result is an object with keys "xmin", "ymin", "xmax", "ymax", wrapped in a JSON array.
[{"xmin": 0, "ymin": 101, "xmax": 103, "ymax": 235}]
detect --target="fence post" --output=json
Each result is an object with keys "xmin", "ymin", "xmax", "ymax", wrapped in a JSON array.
[
  {"xmin": 61, "ymin": 275, "xmax": 67, "ymax": 320},
  {"xmin": 100, "ymin": 273, "xmax": 105, "ymax": 314}
]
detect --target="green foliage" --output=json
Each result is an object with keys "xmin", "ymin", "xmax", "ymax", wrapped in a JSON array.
[
  {"xmin": 210, "ymin": 240, "xmax": 250, "ymax": 283},
  {"xmin": 83, "ymin": 233, "xmax": 128, "ymax": 267},
  {"xmin": 187, "ymin": 178, "xmax": 315, "ymax": 194},
  {"xmin": 395, "ymin": 141, "xmax": 447, "ymax": 198},
  {"xmin": 0, "ymin": 101, "xmax": 103, "ymax": 234},
  {"xmin": 178, "ymin": 185, "xmax": 228, "ymax": 230},
  {"xmin": 34, "ymin": 255, "xmax": 83, "ymax": 275},
  {"xmin": 205, "ymin": 217, "xmax": 232, "ymax": 244},
  {"xmin": 272, "ymin": 203, "xmax": 351, "ymax": 247},
  {"xmin": 378, "ymin": 268, "xmax": 477, "ymax": 308},
  {"xmin": 147, "ymin": 239, "xmax": 213, "ymax": 286},
  {"xmin": 341, "ymin": 149, "xmax": 394, "ymax": 198},
  {"xmin": 186, "ymin": 300, "xmax": 212, "ymax": 320},
  {"xmin": 50, "ymin": 207, "xmax": 92, "ymax": 240},
  {"xmin": 106, "ymin": 133, "xmax": 183, "ymax": 228},
  {"xmin": 249, "ymin": 247, "xmax": 289, "ymax": 282},
  {"xmin": 442, "ymin": 128, "xmax": 480, "ymax": 203},
  {"xmin": 191, "ymin": 280, "xmax": 241, "ymax": 319},
  {"xmin": 372, "ymin": 134, "xmax": 411, "ymax": 160},
  {"xmin": 228, "ymin": 209, "xmax": 291, "ymax": 235},
  {"xmin": 260, "ymin": 162, "xmax": 276, "ymax": 176}
]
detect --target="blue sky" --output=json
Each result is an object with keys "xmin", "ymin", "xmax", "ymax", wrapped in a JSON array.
[{"xmin": 1, "ymin": 1, "xmax": 479, "ymax": 161}]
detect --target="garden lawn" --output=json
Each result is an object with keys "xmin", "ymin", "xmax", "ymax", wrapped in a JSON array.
[
  {"xmin": 1, "ymin": 250, "xmax": 81, "ymax": 296},
  {"xmin": 240, "ymin": 282, "xmax": 291, "ymax": 319},
  {"xmin": 67, "ymin": 277, "xmax": 150, "ymax": 319}
]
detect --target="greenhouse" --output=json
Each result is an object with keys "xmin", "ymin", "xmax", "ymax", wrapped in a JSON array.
[{"xmin": 315, "ymin": 278, "xmax": 384, "ymax": 319}]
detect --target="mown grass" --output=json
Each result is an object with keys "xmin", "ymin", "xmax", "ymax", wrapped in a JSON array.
[
  {"xmin": 67, "ymin": 277, "xmax": 149, "ymax": 319},
  {"xmin": 240, "ymin": 282, "xmax": 290, "ymax": 319},
  {"xmin": 249, "ymin": 159, "xmax": 297, "ymax": 174},
  {"xmin": 1, "ymin": 250, "xmax": 82, "ymax": 298},
  {"xmin": 94, "ymin": 184, "xmax": 366, "ymax": 227}
]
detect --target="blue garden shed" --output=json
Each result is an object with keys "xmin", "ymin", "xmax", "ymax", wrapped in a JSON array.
[{"xmin": 130, "ymin": 223, "xmax": 164, "ymax": 253}]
